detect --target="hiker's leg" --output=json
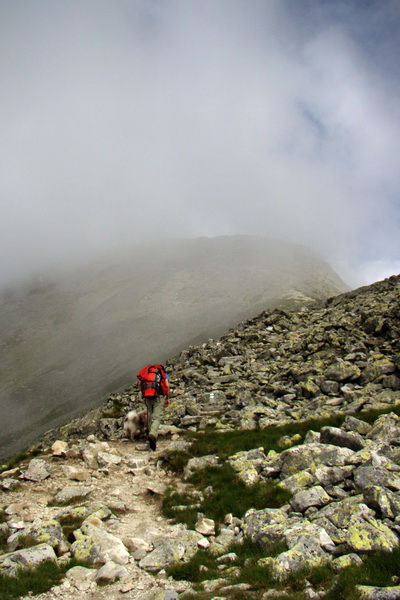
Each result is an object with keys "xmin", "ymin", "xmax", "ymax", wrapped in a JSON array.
[
  {"xmin": 145, "ymin": 398, "xmax": 155, "ymax": 434},
  {"xmin": 149, "ymin": 396, "xmax": 164, "ymax": 438}
]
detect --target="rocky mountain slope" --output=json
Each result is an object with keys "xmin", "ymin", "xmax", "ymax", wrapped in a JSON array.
[
  {"xmin": 0, "ymin": 235, "xmax": 347, "ymax": 463},
  {"xmin": 0, "ymin": 274, "xmax": 399, "ymax": 600}
]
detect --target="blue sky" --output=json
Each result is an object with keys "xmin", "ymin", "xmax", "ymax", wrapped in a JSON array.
[{"xmin": 0, "ymin": 0, "xmax": 399, "ymax": 288}]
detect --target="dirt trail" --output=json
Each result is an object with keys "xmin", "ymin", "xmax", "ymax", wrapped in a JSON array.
[{"xmin": 1, "ymin": 437, "xmax": 192, "ymax": 600}]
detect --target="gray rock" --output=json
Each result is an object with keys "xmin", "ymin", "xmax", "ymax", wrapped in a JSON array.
[
  {"xmin": 96, "ymin": 451, "xmax": 122, "ymax": 468},
  {"xmin": 184, "ymin": 455, "xmax": 220, "ymax": 478},
  {"xmin": 0, "ymin": 478, "xmax": 20, "ymax": 491},
  {"xmin": 195, "ymin": 516, "xmax": 216, "ymax": 536},
  {"xmin": 320, "ymin": 426, "xmax": 365, "ymax": 451},
  {"xmin": 66, "ymin": 565, "xmax": 96, "ymax": 591},
  {"xmin": 290, "ymin": 486, "xmax": 331, "ymax": 513},
  {"xmin": 279, "ymin": 443, "xmax": 354, "ymax": 478},
  {"xmin": 0, "ymin": 543, "xmax": 57, "ymax": 576},
  {"xmin": 355, "ymin": 585, "xmax": 400, "ymax": 600},
  {"xmin": 52, "ymin": 484, "xmax": 92, "ymax": 505},
  {"xmin": 21, "ymin": 459, "xmax": 52, "ymax": 481},
  {"xmin": 324, "ymin": 362, "xmax": 361, "ymax": 382},
  {"xmin": 70, "ymin": 522, "xmax": 130, "ymax": 565},
  {"xmin": 94, "ymin": 560, "xmax": 129, "ymax": 584},
  {"xmin": 354, "ymin": 466, "xmax": 400, "ymax": 492}
]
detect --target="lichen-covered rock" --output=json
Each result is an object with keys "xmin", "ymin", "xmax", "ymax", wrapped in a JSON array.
[
  {"xmin": 355, "ymin": 585, "xmax": 400, "ymax": 600},
  {"xmin": 324, "ymin": 361, "xmax": 361, "ymax": 382},
  {"xmin": 277, "ymin": 469, "xmax": 315, "ymax": 494},
  {"xmin": 343, "ymin": 415, "xmax": 372, "ymax": 436},
  {"xmin": 313, "ymin": 465, "xmax": 355, "ymax": 487},
  {"xmin": 260, "ymin": 535, "xmax": 330, "ymax": 581},
  {"xmin": 138, "ymin": 539, "xmax": 186, "ymax": 571},
  {"xmin": 314, "ymin": 496, "xmax": 374, "ymax": 529},
  {"xmin": 70, "ymin": 523, "xmax": 130, "ymax": 565},
  {"xmin": 279, "ymin": 443, "xmax": 354, "ymax": 477},
  {"xmin": 139, "ymin": 530, "xmax": 202, "ymax": 571},
  {"xmin": 332, "ymin": 553, "xmax": 363, "ymax": 571},
  {"xmin": 366, "ymin": 413, "xmax": 400, "ymax": 443},
  {"xmin": 345, "ymin": 516, "xmax": 399, "ymax": 552},
  {"xmin": 228, "ymin": 448, "xmax": 268, "ymax": 485},
  {"xmin": 7, "ymin": 519, "xmax": 66, "ymax": 554},
  {"xmin": 361, "ymin": 358, "xmax": 396, "ymax": 384},
  {"xmin": 290, "ymin": 485, "xmax": 331, "ymax": 513},
  {"xmin": 208, "ymin": 527, "xmax": 237, "ymax": 556},
  {"xmin": 243, "ymin": 508, "xmax": 291, "ymax": 547},
  {"xmin": 354, "ymin": 466, "xmax": 400, "ymax": 492},
  {"xmin": 363, "ymin": 485, "xmax": 400, "ymax": 519}
]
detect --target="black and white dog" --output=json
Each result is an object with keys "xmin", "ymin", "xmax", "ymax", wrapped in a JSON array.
[{"xmin": 123, "ymin": 410, "xmax": 148, "ymax": 441}]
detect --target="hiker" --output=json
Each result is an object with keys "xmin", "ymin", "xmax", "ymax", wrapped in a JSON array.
[{"xmin": 136, "ymin": 364, "xmax": 170, "ymax": 450}]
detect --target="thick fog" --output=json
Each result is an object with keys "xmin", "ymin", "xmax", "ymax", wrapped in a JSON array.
[{"xmin": 1, "ymin": 0, "xmax": 400, "ymax": 288}]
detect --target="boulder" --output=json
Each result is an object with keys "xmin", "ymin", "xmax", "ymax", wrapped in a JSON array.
[
  {"xmin": 0, "ymin": 543, "xmax": 57, "ymax": 576},
  {"xmin": 290, "ymin": 486, "xmax": 331, "ymax": 513},
  {"xmin": 70, "ymin": 523, "xmax": 130, "ymax": 565},
  {"xmin": 52, "ymin": 485, "xmax": 92, "ymax": 506},
  {"xmin": 345, "ymin": 516, "xmax": 399, "ymax": 552},
  {"xmin": 279, "ymin": 443, "xmax": 354, "ymax": 478},
  {"xmin": 21, "ymin": 459, "xmax": 52, "ymax": 481},
  {"xmin": 324, "ymin": 362, "xmax": 361, "ymax": 382},
  {"xmin": 319, "ymin": 426, "xmax": 365, "ymax": 451}
]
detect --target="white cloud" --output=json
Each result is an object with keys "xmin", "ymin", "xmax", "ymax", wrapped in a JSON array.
[{"xmin": 0, "ymin": 0, "xmax": 399, "ymax": 287}]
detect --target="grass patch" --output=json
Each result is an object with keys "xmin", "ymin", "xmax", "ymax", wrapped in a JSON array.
[
  {"xmin": 0, "ymin": 448, "xmax": 41, "ymax": 475},
  {"xmin": 190, "ymin": 464, "xmax": 290, "ymax": 522},
  {"xmin": 324, "ymin": 548, "xmax": 400, "ymax": 600},
  {"xmin": 166, "ymin": 537, "xmax": 283, "ymax": 586},
  {"xmin": 102, "ymin": 398, "xmax": 125, "ymax": 418},
  {"xmin": 162, "ymin": 463, "xmax": 291, "ymax": 528},
  {"xmin": 0, "ymin": 558, "xmax": 84, "ymax": 600},
  {"xmin": 58, "ymin": 513, "xmax": 86, "ymax": 542},
  {"xmin": 162, "ymin": 487, "xmax": 203, "ymax": 530},
  {"xmin": 188, "ymin": 414, "xmax": 346, "ymax": 461},
  {"xmin": 180, "ymin": 402, "xmax": 400, "ymax": 464},
  {"xmin": 161, "ymin": 449, "xmax": 192, "ymax": 475},
  {"xmin": 168, "ymin": 545, "xmax": 400, "ymax": 600}
]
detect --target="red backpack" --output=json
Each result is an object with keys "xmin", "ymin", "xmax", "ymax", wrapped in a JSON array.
[{"xmin": 137, "ymin": 364, "xmax": 168, "ymax": 397}]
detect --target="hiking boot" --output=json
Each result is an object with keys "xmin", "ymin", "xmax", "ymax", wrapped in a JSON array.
[{"xmin": 148, "ymin": 434, "xmax": 157, "ymax": 451}]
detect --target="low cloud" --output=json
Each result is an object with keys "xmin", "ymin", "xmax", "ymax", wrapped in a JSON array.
[{"xmin": 1, "ymin": 0, "xmax": 399, "ymax": 287}]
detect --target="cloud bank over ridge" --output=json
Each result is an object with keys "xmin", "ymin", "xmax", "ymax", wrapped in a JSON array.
[{"xmin": 1, "ymin": 0, "xmax": 399, "ymax": 287}]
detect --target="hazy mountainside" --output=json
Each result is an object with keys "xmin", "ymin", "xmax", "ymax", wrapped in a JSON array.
[
  {"xmin": 47, "ymin": 273, "xmax": 400, "ymax": 446},
  {"xmin": 0, "ymin": 235, "xmax": 347, "ymax": 462}
]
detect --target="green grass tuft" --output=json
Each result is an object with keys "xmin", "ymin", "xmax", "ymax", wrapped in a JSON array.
[
  {"xmin": 162, "ymin": 463, "xmax": 291, "ymax": 528},
  {"xmin": 0, "ymin": 448, "xmax": 42, "ymax": 475},
  {"xmin": 0, "ymin": 558, "xmax": 85, "ymax": 600}
]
